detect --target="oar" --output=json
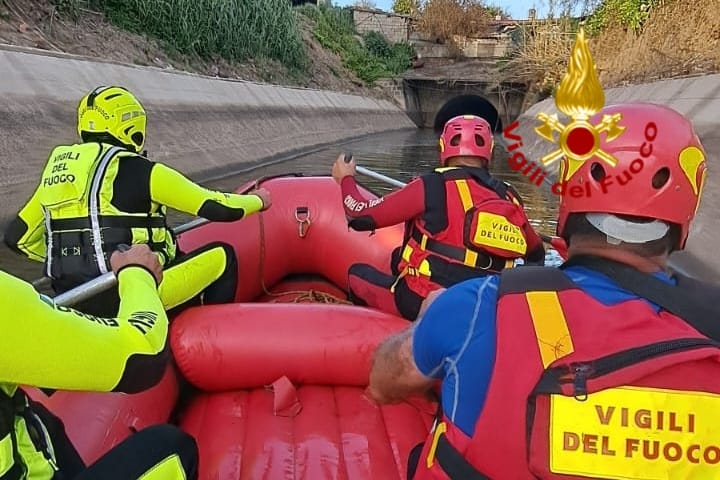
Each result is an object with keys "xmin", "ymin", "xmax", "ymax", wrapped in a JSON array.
[
  {"xmin": 344, "ymin": 152, "xmax": 568, "ymax": 258},
  {"xmin": 39, "ymin": 217, "xmax": 209, "ymax": 307},
  {"xmin": 342, "ymin": 152, "xmax": 406, "ymax": 188}
]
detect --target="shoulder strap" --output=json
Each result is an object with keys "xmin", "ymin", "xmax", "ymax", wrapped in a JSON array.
[
  {"xmin": 464, "ymin": 167, "xmax": 509, "ymax": 200},
  {"xmin": 561, "ymin": 255, "xmax": 720, "ymax": 341},
  {"xmin": 502, "ymin": 181, "xmax": 525, "ymax": 207},
  {"xmin": 497, "ymin": 266, "xmax": 575, "ymax": 296},
  {"xmin": 437, "ymin": 167, "xmax": 509, "ymax": 200}
]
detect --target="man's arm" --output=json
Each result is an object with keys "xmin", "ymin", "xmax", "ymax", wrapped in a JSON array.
[
  {"xmin": 368, "ymin": 278, "xmax": 497, "ymax": 404},
  {"xmin": 0, "ymin": 248, "xmax": 170, "ymax": 394},
  {"xmin": 367, "ymin": 325, "xmax": 436, "ymax": 404},
  {"xmin": 340, "ymin": 176, "xmax": 425, "ymax": 231},
  {"xmin": 4, "ymin": 187, "xmax": 47, "ymax": 262},
  {"xmin": 149, "ymin": 162, "xmax": 267, "ymax": 221}
]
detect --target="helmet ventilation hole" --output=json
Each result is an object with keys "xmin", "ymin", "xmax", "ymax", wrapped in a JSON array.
[
  {"xmin": 450, "ymin": 134, "xmax": 462, "ymax": 146},
  {"xmin": 131, "ymin": 132, "xmax": 144, "ymax": 146},
  {"xmin": 652, "ymin": 167, "xmax": 670, "ymax": 189},
  {"xmin": 475, "ymin": 134, "xmax": 485, "ymax": 146},
  {"xmin": 590, "ymin": 162, "xmax": 606, "ymax": 181}
]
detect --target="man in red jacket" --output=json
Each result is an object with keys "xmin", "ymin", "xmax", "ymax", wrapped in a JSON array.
[
  {"xmin": 367, "ymin": 102, "xmax": 718, "ymax": 479},
  {"xmin": 332, "ymin": 115, "xmax": 545, "ymax": 320}
]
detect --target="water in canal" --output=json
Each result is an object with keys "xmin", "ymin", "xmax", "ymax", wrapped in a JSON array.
[{"xmin": 0, "ymin": 128, "xmax": 563, "ymax": 288}]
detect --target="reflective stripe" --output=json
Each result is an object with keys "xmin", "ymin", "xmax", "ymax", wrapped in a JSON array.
[
  {"xmin": 525, "ymin": 291, "xmax": 575, "ymax": 368},
  {"xmin": 137, "ymin": 453, "xmax": 187, "ymax": 480},
  {"xmin": 454, "ymin": 180, "xmax": 474, "ymax": 212},
  {"xmin": 0, "ymin": 434, "xmax": 13, "ymax": 476},
  {"xmin": 420, "ymin": 235, "xmax": 428, "ymax": 250},
  {"xmin": 463, "ymin": 249, "xmax": 478, "ymax": 267},
  {"xmin": 88, "ymin": 146, "xmax": 123, "ymax": 274},
  {"xmin": 402, "ymin": 244, "xmax": 413, "ymax": 262},
  {"xmin": 43, "ymin": 207, "xmax": 53, "ymax": 278}
]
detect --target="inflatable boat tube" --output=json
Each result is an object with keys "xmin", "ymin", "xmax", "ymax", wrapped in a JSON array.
[{"xmin": 171, "ymin": 303, "xmax": 410, "ymax": 391}]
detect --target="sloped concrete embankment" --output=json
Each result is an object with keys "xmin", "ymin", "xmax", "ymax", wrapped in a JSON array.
[
  {"xmin": 510, "ymin": 74, "xmax": 720, "ymax": 281},
  {"xmin": 0, "ymin": 45, "xmax": 415, "ymax": 223}
]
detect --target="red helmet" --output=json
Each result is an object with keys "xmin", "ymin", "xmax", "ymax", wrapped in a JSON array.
[
  {"xmin": 557, "ymin": 102, "xmax": 707, "ymax": 249},
  {"xmin": 438, "ymin": 115, "xmax": 494, "ymax": 166}
]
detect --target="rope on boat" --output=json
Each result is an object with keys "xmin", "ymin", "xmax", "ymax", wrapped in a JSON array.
[{"xmin": 255, "ymin": 195, "xmax": 351, "ymax": 305}]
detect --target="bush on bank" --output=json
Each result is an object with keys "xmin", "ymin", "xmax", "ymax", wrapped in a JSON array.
[
  {"xmin": 55, "ymin": 0, "xmax": 309, "ymax": 73},
  {"xmin": 510, "ymin": 0, "xmax": 720, "ymax": 94},
  {"xmin": 298, "ymin": 4, "xmax": 414, "ymax": 84}
]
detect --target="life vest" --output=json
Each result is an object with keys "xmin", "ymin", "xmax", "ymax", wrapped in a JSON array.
[
  {"xmin": 37, "ymin": 143, "xmax": 175, "ymax": 290},
  {"xmin": 395, "ymin": 167, "xmax": 529, "ymax": 298},
  {"xmin": 416, "ymin": 265, "xmax": 720, "ymax": 480},
  {"xmin": 0, "ymin": 386, "xmax": 59, "ymax": 480}
]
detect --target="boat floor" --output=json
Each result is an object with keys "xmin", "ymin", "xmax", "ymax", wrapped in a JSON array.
[
  {"xmin": 181, "ymin": 387, "xmax": 435, "ymax": 479},
  {"xmin": 179, "ymin": 276, "xmax": 434, "ymax": 478},
  {"xmin": 28, "ymin": 276, "xmax": 435, "ymax": 479}
]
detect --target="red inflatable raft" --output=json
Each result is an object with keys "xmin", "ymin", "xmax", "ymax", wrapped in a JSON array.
[{"xmin": 26, "ymin": 173, "xmax": 437, "ymax": 479}]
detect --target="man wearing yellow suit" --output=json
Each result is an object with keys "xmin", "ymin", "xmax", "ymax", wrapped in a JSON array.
[
  {"xmin": 4, "ymin": 85, "xmax": 271, "ymax": 316},
  {"xmin": 0, "ymin": 244, "xmax": 198, "ymax": 479}
]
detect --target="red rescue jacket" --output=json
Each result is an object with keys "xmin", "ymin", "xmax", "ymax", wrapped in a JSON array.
[
  {"xmin": 396, "ymin": 167, "xmax": 537, "ymax": 298},
  {"xmin": 415, "ymin": 265, "xmax": 720, "ymax": 480}
]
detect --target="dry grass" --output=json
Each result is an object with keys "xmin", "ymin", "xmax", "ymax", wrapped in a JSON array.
[
  {"xmin": 505, "ymin": 18, "xmax": 577, "ymax": 96},
  {"xmin": 511, "ymin": 0, "xmax": 720, "ymax": 93},
  {"xmin": 418, "ymin": 0, "xmax": 493, "ymax": 44},
  {"xmin": 592, "ymin": 0, "xmax": 720, "ymax": 86}
]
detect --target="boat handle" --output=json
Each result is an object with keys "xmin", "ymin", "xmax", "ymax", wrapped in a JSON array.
[{"xmin": 295, "ymin": 206, "xmax": 311, "ymax": 238}]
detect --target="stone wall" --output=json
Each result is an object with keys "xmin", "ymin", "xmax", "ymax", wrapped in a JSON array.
[
  {"xmin": 452, "ymin": 35, "xmax": 513, "ymax": 58},
  {"xmin": 375, "ymin": 78, "xmax": 406, "ymax": 109},
  {"xmin": 351, "ymin": 8, "xmax": 412, "ymax": 43}
]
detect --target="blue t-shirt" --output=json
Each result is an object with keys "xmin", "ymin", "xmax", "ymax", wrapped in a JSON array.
[{"xmin": 412, "ymin": 265, "xmax": 677, "ymax": 436}]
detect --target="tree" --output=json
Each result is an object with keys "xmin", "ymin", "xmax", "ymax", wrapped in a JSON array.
[{"xmin": 393, "ymin": 0, "xmax": 420, "ymax": 15}]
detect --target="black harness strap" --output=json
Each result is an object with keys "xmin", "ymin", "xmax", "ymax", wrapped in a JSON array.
[
  {"xmin": 409, "ymin": 230, "xmax": 508, "ymax": 272},
  {"xmin": 50, "ymin": 215, "xmax": 166, "ymax": 231},
  {"xmin": 562, "ymin": 255, "xmax": 720, "ymax": 341},
  {"xmin": 435, "ymin": 435, "xmax": 491, "ymax": 480}
]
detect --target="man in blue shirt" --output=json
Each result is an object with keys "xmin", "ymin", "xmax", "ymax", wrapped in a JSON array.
[{"xmin": 367, "ymin": 102, "xmax": 717, "ymax": 480}]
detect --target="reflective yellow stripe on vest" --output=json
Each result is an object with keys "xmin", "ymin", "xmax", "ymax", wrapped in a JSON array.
[
  {"xmin": 454, "ymin": 179, "xmax": 479, "ymax": 267},
  {"xmin": 410, "ymin": 179, "xmax": 484, "ymax": 269},
  {"xmin": 525, "ymin": 291, "xmax": 575, "ymax": 368},
  {"xmin": 0, "ymin": 433, "xmax": 13, "ymax": 477}
]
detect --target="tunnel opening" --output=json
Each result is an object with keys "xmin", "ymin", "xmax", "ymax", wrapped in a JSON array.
[{"xmin": 433, "ymin": 95, "xmax": 502, "ymax": 134}]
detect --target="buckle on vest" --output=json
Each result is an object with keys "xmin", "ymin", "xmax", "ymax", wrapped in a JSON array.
[{"xmin": 426, "ymin": 421, "xmax": 448, "ymax": 468}]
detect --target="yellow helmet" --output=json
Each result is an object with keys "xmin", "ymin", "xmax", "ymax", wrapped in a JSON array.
[{"xmin": 77, "ymin": 86, "xmax": 147, "ymax": 152}]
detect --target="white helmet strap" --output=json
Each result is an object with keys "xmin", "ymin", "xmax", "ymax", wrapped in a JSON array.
[{"xmin": 586, "ymin": 213, "xmax": 670, "ymax": 245}]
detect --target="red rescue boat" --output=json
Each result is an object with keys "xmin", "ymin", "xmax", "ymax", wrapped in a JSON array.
[{"xmin": 25, "ymin": 173, "xmax": 437, "ymax": 480}]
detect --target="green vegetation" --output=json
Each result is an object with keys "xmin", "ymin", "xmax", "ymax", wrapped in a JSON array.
[
  {"xmin": 53, "ymin": 0, "xmax": 308, "ymax": 72},
  {"xmin": 585, "ymin": 0, "xmax": 663, "ymax": 34},
  {"xmin": 392, "ymin": 0, "xmax": 419, "ymax": 15},
  {"xmin": 298, "ymin": 4, "xmax": 414, "ymax": 84}
]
